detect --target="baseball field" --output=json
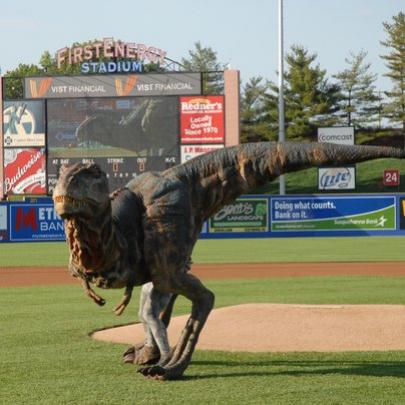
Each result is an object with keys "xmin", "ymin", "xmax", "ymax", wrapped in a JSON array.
[{"xmin": 2, "ymin": 237, "xmax": 405, "ymax": 404}]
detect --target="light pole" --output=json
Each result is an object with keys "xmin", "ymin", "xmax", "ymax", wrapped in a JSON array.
[{"xmin": 278, "ymin": 0, "xmax": 286, "ymax": 195}]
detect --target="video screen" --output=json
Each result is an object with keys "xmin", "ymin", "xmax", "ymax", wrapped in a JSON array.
[
  {"xmin": 47, "ymin": 96, "xmax": 180, "ymax": 158},
  {"xmin": 46, "ymin": 96, "xmax": 180, "ymax": 193}
]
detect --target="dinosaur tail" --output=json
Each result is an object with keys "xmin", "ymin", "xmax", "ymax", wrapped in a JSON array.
[{"xmin": 169, "ymin": 141, "xmax": 405, "ymax": 220}]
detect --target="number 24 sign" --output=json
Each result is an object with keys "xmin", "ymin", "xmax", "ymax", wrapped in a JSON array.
[{"xmin": 383, "ymin": 169, "xmax": 400, "ymax": 186}]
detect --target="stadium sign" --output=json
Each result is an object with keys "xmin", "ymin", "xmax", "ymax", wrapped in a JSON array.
[
  {"xmin": 271, "ymin": 196, "xmax": 396, "ymax": 232},
  {"xmin": 180, "ymin": 144, "xmax": 224, "ymax": 163},
  {"xmin": 180, "ymin": 96, "xmax": 225, "ymax": 144},
  {"xmin": 209, "ymin": 198, "xmax": 269, "ymax": 233},
  {"xmin": 81, "ymin": 60, "xmax": 143, "ymax": 74},
  {"xmin": 3, "ymin": 101, "xmax": 45, "ymax": 147},
  {"xmin": 318, "ymin": 167, "xmax": 356, "ymax": 190},
  {"xmin": 318, "ymin": 127, "xmax": 354, "ymax": 145},
  {"xmin": 25, "ymin": 73, "xmax": 201, "ymax": 98},
  {"xmin": 56, "ymin": 38, "xmax": 167, "ymax": 72},
  {"xmin": 9, "ymin": 202, "xmax": 64, "ymax": 241},
  {"xmin": 4, "ymin": 148, "xmax": 46, "ymax": 194}
]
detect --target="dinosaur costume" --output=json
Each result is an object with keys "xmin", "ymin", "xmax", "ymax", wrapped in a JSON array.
[{"xmin": 53, "ymin": 141, "xmax": 405, "ymax": 380}]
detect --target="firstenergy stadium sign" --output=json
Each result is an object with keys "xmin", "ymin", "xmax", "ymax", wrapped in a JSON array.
[
  {"xmin": 24, "ymin": 73, "xmax": 202, "ymax": 98},
  {"xmin": 56, "ymin": 38, "xmax": 167, "ymax": 74}
]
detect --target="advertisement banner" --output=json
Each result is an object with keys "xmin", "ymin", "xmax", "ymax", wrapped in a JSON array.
[
  {"xmin": 271, "ymin": 196, "xmax": 396, "ymax": 232},
  {"xmin": 209, "ymin": 198, "xmax": 268, "ymax": 233},
  {"xmin": 180, "ymin": 144, "xmax": 224, "ymax": 163},
  {"xmin": 4, "ymin": 148, "xmax": 46, "ymax": 195},
  {"xmin": 24, "ymin": 73, "xmax": 201, "ymax": 98},
  {"xmin": 9, "ymin": 202, "xmax": 64, "ymax": 242},
  {"xmin": 0, "ymin": 205, "xmax": 8, "ymax": 241},
  {"xmin": 3, "ymin": 100, "xmax": 45, "ymax": 147},
  {"xmin": 399, "ymin": 197, "xmax": 405, "ymax": 230},
  {"xmin": 0, "ymin": 77, "xmax": 3, "ymax": 199},
  {"xmin": 317, "ymin": 126, "xmax": 354, "ymax": 145},
  {"xmin": 318, "ymin": 167, "xmax": 356, "ymax": 190},
  {"xmin": 180, "ymin": 96, "xmax": 225, "ymax": 144}
]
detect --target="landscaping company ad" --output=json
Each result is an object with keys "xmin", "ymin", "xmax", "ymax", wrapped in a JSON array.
[
  {"xmin": 209, "ymin": 198, "xmax": 269, "ymax": 233},
  {"xmin": 271, "ymin": 196, "xmax": 396, "ymax": 232}
]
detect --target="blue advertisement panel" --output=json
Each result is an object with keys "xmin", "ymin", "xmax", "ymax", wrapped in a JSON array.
[
  {"xmin": 9, "ymin": 201, "xmax": 64, "ymax": 242},
  {"xmin": 271, "ymin": 196, "xmax": 396, "ymax": 233},
  {"xmin": 2, "ymin": 194, "xmax": 405, "ymax": 242},
  {"xmin": 0, "ymin": 204, "xmax": 8, "ymax": 242}
]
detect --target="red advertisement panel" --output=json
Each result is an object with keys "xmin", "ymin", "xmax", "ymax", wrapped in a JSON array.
[
  {"xmin": 383, "ymin": 169, "xmax": 400, "ymax": 186},
  {"xmin": 4, "ymin": 148, "xmax": 46, "ymax": 195},
  {"xmin": 180, "ymin": 96, "xmax": 224, "ymax": 144}
]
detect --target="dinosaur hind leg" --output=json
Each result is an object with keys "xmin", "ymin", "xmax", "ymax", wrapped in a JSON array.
[
  {"xmin": 138, "ymin": 273, "xmax": 214, "ymax": 380},
  {"xmin": 123, "ymin": 282, "xmax": 174, "ymax": 365}
]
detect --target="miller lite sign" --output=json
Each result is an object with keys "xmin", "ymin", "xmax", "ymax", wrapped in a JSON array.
[{"xmin": 318, "ymin": 167, "xmax": 356, "ymax": 190}]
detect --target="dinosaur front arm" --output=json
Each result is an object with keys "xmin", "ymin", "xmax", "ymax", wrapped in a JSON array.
[
  {"xmin": 81, "ymin": 279, "xmax": 106, "ymax": 306},
  {"xmin": 114, "ymin": 284, "xmax": 134, "ymax": 316}
]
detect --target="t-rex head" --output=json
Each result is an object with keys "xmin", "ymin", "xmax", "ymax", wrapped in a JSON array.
[{"xmin": 53, "ymin": 163, "xmax": 110, "ymax": 220}]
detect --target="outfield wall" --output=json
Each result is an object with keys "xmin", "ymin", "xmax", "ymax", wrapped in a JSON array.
[{"xmin": 1, "ymin": 193, "xmax": 405, "ymax": 243}]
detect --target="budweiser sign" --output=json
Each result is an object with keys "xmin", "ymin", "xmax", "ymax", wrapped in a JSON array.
[{"xmin": 4, "ymin": 148, "xmax": 46, "ymax": 194}]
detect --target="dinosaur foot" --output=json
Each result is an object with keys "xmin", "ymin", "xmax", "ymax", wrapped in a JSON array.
[
  {"xmin": 123, "ymin": 344, "xmax": 160, "ymax": 365},
  {"xmin": 137, "ymin": 363, "xmax": 187, "ymax": 381}
]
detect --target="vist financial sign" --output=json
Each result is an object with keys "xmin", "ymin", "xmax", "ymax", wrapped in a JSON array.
[
  {"xmin": 180, "ymin": 96, "xmax": 225, "ymax": 144},
  {"xmin": 271, "ymin": 196, "xmax": 396, "ymax": 232},
  {"xmin": 25, "ymin": 73, "xmax": 202, "ymax": 98}
]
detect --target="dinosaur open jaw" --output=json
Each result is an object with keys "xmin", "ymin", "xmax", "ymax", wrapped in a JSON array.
[{"xmin": 53, "ymin": 195, "xmax": 94, "ymax": 218}]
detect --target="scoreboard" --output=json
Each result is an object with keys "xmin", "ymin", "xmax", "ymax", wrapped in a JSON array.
[{"xmin": 2, "ymin": 73, "xmax": 227, "ymax": 196}]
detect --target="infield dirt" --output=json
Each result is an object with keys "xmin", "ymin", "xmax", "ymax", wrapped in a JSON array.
[{"xmin": 3, "ymin": 262, "xmax": 405, "ymax": 352}]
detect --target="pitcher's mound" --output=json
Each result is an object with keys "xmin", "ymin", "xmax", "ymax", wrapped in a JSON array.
[{"xmin": 91, "ymin": 303, "xmax": 405, "ymax": 352}]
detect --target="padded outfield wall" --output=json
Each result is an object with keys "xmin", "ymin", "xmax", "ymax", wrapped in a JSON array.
[{"xmin": 1, "ymin": 193, "xmax": 405, "ymax": 243}]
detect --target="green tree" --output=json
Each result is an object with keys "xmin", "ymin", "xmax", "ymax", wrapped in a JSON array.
[
  {"xmin": 3, "ymin": 63, "xmax": 44, "ymax": 99},
  {"xmin": 333, "ymin": 50, "xmax": 379, "ymax": 128},
  {"xmin": 381, "ymin": 12, "xmax": 405, "ymax": 131},
  {"xmin": 240, "ymin": 77, "xmax": 275, "ymax": 142},
  {"xmin": 181, "ymin": 41, "xmax": 226, "ymax": 94},
  {"xmin": 269, "ymin": 45, "xmax": 339, "ymax": 140}
]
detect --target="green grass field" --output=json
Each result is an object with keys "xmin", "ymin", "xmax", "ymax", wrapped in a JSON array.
[
  {"xmin": 2, "ymin": 236, "xmax": 405, "ymax": 267},
  {"xmin": 2, "ymin": 238, "xmax": 405, "ymax": 404}
]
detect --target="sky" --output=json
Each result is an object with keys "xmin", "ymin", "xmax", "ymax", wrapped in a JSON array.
[{"xmin": 0, "ymin": 0, "xmax": 403, "ymax": 91}]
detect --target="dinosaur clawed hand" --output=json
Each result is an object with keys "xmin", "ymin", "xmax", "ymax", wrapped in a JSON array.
[
  {"xmin": 82, "ymin": 281, "xmax": 106, "ymax": 306},
  {"xmin": 114, "ymin": 286, "xmax": 133, "ymax": 315}
]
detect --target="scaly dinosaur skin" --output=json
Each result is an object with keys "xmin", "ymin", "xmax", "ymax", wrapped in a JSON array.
[{"xmin": 53, "ymin": 141, "xmax": 405, "ymax": 380}]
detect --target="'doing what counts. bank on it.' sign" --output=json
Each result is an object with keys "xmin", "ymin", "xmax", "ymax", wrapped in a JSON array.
[
  {"xmin": 271, "ymin": 196, "xmax": 396, "ymax": 232},
  {"xmin": 209, "ymin": 198, "xmax": 269, "ymax": 233}
]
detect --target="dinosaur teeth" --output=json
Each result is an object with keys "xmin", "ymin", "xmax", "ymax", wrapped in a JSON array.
[{"xmin": 54, "ymin": 195, "xmax": 88, "ymax": 207}]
